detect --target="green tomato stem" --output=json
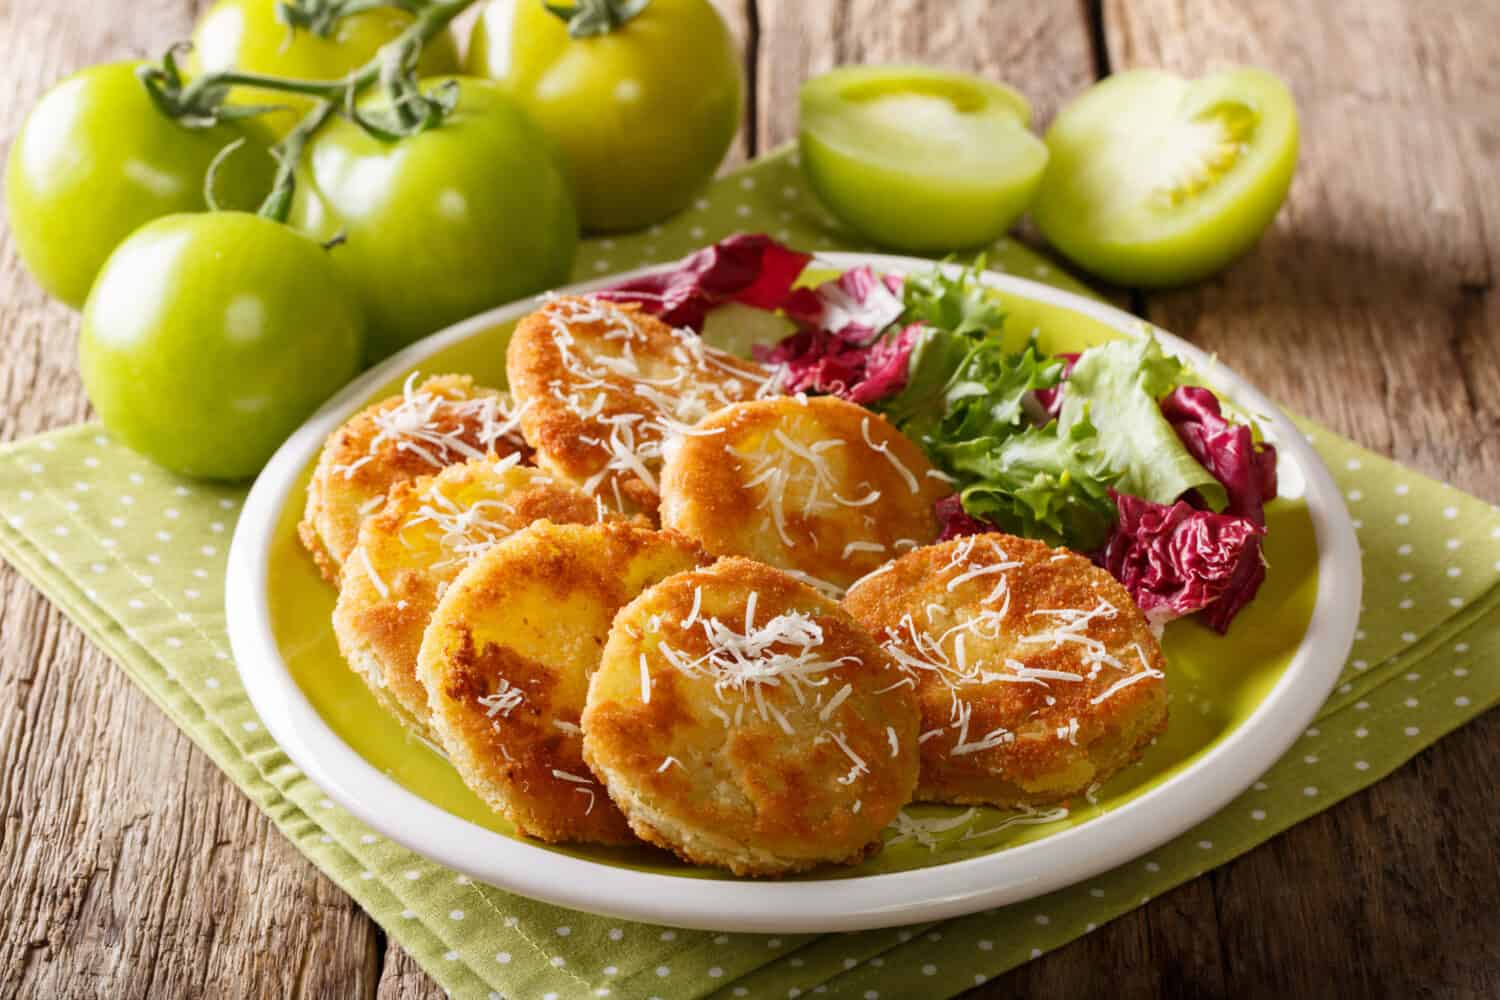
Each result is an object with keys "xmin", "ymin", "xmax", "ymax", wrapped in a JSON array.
[
  {"xmin": 257, "ymin": 100, "xmax": 337, "ymax": 223},
  {"xmin": 216, "ymin": 0, "xmax": 475, "ymax": 222}
]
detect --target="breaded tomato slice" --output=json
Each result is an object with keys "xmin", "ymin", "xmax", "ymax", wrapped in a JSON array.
[
  {"xmin": 583, "ymin": 557, "xmax": 919, "ymax": 876},
  {"xmin": 417, "ymin": 521, "xmax": 708, "ymax": 845},
  {"xmin": 659, "ymin": 395, "xmax": 952, "ymax": 591},
  {"xmin": 334, "ymin": 454, "xmax": 611, "ymax": 740},
  {"xmin": 300, "ymin": 373, "xmax": 530, "ymax": 582},
  {"xmin": 843, "ymin": 533, "xmax": 1168, "ymax": 809},
  {"xmin": 505, "ymin": 295, "xmax": 778, "ymax": 517}
]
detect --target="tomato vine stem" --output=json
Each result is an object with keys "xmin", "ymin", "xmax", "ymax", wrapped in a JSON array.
[{"xmin": 138, "ymin": 0, "xmax": 477, "ymax": 223}]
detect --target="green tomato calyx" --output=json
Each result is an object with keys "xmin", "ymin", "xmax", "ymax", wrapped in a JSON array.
[{"xmin": 544, "ymin": 0, "xmax": 650, "ymax": 38}]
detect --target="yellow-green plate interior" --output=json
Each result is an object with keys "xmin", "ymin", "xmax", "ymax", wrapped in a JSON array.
[{"xmin": 266, "ymin": 280, "xmax": 1318, "ymax": 880}]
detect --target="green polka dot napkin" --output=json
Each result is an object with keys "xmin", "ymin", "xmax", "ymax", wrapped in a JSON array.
[{"xmin": 1, "ymin": 149, "xmax": 1496, "ymax": 1000}]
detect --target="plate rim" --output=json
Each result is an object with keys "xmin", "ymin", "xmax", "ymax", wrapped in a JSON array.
[{"xmin": 226, "ymin": 252, "xmax": 1362, "ymax": 933}]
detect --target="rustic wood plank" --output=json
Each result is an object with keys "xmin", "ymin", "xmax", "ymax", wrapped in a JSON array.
[
  {"xmin": 0, "ymin": 1, "xmax": 389, "ymax": 996},
  {"xmin": 1103, "ymin": 1, "xmax": 1500, "ymax": 996},
  {"xmin": 376, "ymin": 945, "xmax": 447, "ymax": 1000},
  {"xmin": 714, "ymin": 0, "xmax": 756, "ymax": 165}
]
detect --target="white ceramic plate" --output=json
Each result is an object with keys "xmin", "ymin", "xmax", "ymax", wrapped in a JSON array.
[{"xmin": 226, "ymin": 253, "xmax": 1360, "ymax": 933}]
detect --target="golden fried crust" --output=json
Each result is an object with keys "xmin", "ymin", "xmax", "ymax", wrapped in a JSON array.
[
  {"xmin": 505, "ymin": 296, "xmax": 775, "ymax": 518},
  {"xmin": 300, "ymin": 374, "xmax": 532, "ymax": 583},
  {"xmin": 842, "ymin": 534, "xmax": 1168, "ymax": 808},
  {"xmin": 660, "ymin": 396, "xmax": 952, "ymax": 590},
  {"xmin": 418, "ymin": 521, "xmax": 709, "ymax": 845},
  {"xmin": 333, "ymin": 457, "xmax": 611, "ymax": 741},
  {"xmin": 583, "ymin": 557, "xmax": 920, "ymax": 876}
]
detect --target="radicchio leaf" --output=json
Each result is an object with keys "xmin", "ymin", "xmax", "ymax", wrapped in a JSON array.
[
  {"xmin": 847, "ymin": 323, "xmax": 921, "ymax": 404},
  {"xmin": 1097, "ymin": 491, "xmax": 1266, "ymax": 634},
  {"xmin": 596, "ymin": 233, "xmax": 812, "ymax": 330},
  {"xmin": 754, "ymin": 266, "xmax": 917, "ymax": 403},
  {"xmin": 1161, "ymin": 386, "xmax": 1279, "ymax": 519}
]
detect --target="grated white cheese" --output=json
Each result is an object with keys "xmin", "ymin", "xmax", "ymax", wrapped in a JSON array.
[
  {"xmin": 860, "ymin": 416, "xmax": 919, "ymax": 494},
  {"xmin": 957, "ymin": 804, "xmax": 1070, "ymax": 841},
  {"xmin": 538, "ymin": 295, "xmax": 779, "ymax": 506},
  {"xmin": 356, "ymin": 547, "xmax": 389, "ymax": 600},
  {"xmin": 842, "ymin": 540, "xmax": 887, "ymax": 559},
  {"xmin": 886, "ymin": 807, "xmax": 978, "ymax": 850},
  {"xmin": 403, "ymin": 453, "xmax": 525, "ymax": 570},
  {"xmin": 478, "ymin": 679, "xmax": 525, "ymax": 718},
  {"xmin": 819, "ymin": 683, "xmax": 853, "ymax": 721},
  {"xmin": 819, "ymin": 729, "xmax": 869, "ymax": 785},
  {"xmin": 337, "ymin": 372, "xmax": 528, "ymax": 480}
]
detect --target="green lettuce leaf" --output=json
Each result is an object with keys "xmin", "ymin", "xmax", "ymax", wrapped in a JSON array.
[
  {"xmin": 874, "ymin": 324, "xmax": 981, "ymax": 445},
  {"xmin": 942, "ymin": 415, "xmax": 1119, "ymax": 551},
  {"xmin": 1058, "ymin": 336, "xmax": 1227, "ymax": 510},
  {"xmin": 900, "ymin": 257, "xmax": 1006, "ymax": 338},
  {"xmin": 939, "ymin": 336, "xmax": 1064, "ymax": 442}
]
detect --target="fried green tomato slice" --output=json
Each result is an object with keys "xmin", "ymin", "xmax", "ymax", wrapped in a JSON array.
[
  {"xmin": 583, "ymin": 557, "xmax": 920, "ymax": 876},
  {"xmin": 659, "ymin": 395, "xmax": 952, "ymax": 591},
  {"xmin": 843, "ymin": 533, "xmax": 1168, "ymax": 808},
  {"xmin": 418, "ymin": 521, "xmax": 707, "ymax": 845},
  {"xmin": 334, "ymin": 454, "xmax": 611, "ymax": 740},
  {"xmin": 300, "ymin": 373, "xmax": 530, "ymax": 582},
  {"xmin": 505, "ymin": 295, "xmax": 778, "ymax": 518}
]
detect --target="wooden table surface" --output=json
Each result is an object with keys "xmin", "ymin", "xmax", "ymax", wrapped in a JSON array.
[{"xmin": 2, "ymin": 1, "xmax": 1497, "ymax": 996}]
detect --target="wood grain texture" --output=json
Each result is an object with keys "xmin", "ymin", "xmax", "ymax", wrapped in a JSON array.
[{"xmin": 0, "ymin": 0, "xmax": 1496, "ymax": 997}]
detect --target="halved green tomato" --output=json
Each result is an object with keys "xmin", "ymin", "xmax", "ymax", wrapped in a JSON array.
[
  {"xmin": 1033, "ymin": 67, "xmax": 1298, "ymax": 288},
  {"xmin": 798, "ymin": 65, "xmax": 1047, "ymax": 253}
]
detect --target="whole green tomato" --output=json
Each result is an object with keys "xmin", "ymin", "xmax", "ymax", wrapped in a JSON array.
[
  {"xmin": 4, "ymin": 61, "xmax": 272, "ymax": 308},
  {"xmin": 467, "ymin": 0, "xmax": 742, "ymax": 232},
  {"xmin": 189, "ymin": 0, "xmax": 461, "ymax": 138},
  {"xmin": 290, "ymin": 77, "xmax": 577, "ymax": 362},
  {"xmin": 80, "ymin": 212, "xmax": 364, "ymax": 480}
]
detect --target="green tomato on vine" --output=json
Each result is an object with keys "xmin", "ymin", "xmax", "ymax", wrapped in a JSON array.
[
  {"xmin": 16, "ymin": 0, "xmax": 591, "ymax": 479},
  {"xmin": 467, "ymin": 0, "xmax": 743, "ymax": 232}
]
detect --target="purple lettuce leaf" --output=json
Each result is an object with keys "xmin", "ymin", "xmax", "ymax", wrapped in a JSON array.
[
  {"xmin": 595, "ymin": 233, "xmax": 812, "ymax": 331},
  {"xmin": 1096, "ymin": 491, "xmax": 1267, "ymax": 634}
]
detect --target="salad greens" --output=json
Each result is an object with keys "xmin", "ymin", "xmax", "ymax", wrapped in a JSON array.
[{"xmin": 875, "ymin": 292, "xmax": 1119, "ymax": 550}]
